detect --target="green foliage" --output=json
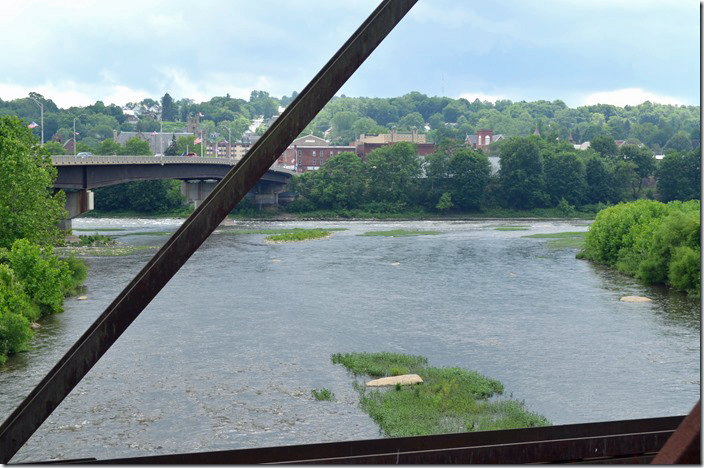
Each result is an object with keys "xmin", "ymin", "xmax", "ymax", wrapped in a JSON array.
[
  {"xmin": 78, "ymin": 234, "xmax": 116, "ymax": 246},
  {"xmin": 311, "ymin": 388, "xmax": 335, "ymax": 401},
  {"xmin": 359, "ymin": 230, "xmax": 441, "ymax": 237},
  {"xmin": 332, "ymin": 352, "xmax": 428, "ymax": 377},
  {"xmin": 266, "ymin": 229, "xmax": 331, "ymax": 242},
  {"xmin": 0, "ymin": 116, "xmax": 67, "ymax": 249},
  {"xmin": 43, "ymin": 141, "xmax": 66, "ymax": 155},
  {"xmin": 656, "ymin": 149, "xmax": 701, "ymax": 202},
  {"xmin": 3, "ymin": 238, "xmax": 72, "ymax": 315},
  {"xmin": 581, "ymin": 200, "xmax": 700, "ymax": 296},
  {"xmin": 498, "ymin": 136, "xmax": 550, "ymax": 209},
  {"xmin": 0, "ymin": 264, "xmax": 34, "ymax": 364},
  {"xmin": 436, "ymin": 192, "xmax": 453, "ymax": 211},
  {"xmin": 94, "ymin": 180, "xmax": 186, "ymax": 213},
  {"xmin": 333, "ymin": 352, "xmax": 549, "ymax": 437}
]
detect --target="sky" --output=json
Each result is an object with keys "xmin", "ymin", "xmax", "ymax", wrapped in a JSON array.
[{"xmin": 2, "ymin": 0, "xmax": 700, "ymax": 109}]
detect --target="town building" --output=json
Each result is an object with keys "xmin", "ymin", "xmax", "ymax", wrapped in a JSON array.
[
  {"xmin": 276, "ymin": 135, "xmax": 355, "ymax": 173},
  {"xmin": 353, "ymin": 129, "xmax": 435, "ymax": 160},
  {"xmin": 464, "ymin": 129, "xmax": 504, "ymax": 151}
]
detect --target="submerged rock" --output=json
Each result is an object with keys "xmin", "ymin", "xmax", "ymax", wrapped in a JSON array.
[
  {"xmin": 366, "ymin": 374, "xmax": 423, "ymax": 387},
  {"xmin": 77, "ymin": 296, "xmax": 88, "ymax": 300},
  {"xmin": 620, "ymin": 296, "xmax": 652, "ymax": 302}
]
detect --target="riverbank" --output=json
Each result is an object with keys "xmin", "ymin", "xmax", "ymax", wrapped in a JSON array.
[{"xmin": 79, "ymin": 206, "xmax": 598, "ymax": 223}]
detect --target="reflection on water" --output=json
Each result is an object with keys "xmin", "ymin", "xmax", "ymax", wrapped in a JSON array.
[{"xmin": 1, "ymin": 218, "xmax": 699, "ymax": 462}]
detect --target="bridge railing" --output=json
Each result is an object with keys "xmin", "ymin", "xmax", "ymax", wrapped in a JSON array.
[{"xmin": 49, "ymin": 156, "xmax": 297, "ymax": 175}]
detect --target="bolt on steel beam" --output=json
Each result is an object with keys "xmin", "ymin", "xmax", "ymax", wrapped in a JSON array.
[{"xmin": 0, "ymin": 0, "xmax": 417, "ymax": 462}]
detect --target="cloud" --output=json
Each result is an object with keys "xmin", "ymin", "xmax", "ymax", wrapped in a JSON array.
[
  {"xmin": 458, "ymin": 92, "xmax": 510, "ymax": 103},
  {"xmin": 579, "ymin": 88, "xmax": 688, "ymax": 107}
]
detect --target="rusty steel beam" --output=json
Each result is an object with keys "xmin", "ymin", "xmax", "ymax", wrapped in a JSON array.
[
  {"xmin": 651, "ymin": 400, "xmax": 700, "ymax": 464},
  {"xmin": 0, "ymin": 1, "xmax": 416, "ymax": 462},
  {"xmin": 37, "ymin": 415, "xmax": 683, "ymax": 464}
]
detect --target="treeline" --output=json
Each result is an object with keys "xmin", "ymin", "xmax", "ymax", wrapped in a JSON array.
[
  {"xmin": 2, "ymin": 91, "xmax": 699, "ymax": 157},
  {"xmin": 289, "ymin": 135, "xmax": 700, "ymax": 215},
  {"xmin": 0, "ymin": 117, "xmax": 87, "ymax": 364},
  {"xmin": 579, "ymin": 200, "xmax": 700, "ymax": 297}
]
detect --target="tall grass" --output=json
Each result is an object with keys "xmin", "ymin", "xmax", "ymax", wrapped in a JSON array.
[{"xmin": 333, "ymin": 352, "xmax": 550, "ymax": 437}]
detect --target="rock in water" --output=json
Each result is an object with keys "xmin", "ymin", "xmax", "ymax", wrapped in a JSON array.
[
  {"xmin": 620, "ymin": 296, "xmax": 652, "ymax": 302},
  {"xmin": 77, "ymin": 296, "xmax": 88, "ymax": 300},
  {"xmin": 366, "ymin": 374, "xmax": 423, "ymax": 387}
]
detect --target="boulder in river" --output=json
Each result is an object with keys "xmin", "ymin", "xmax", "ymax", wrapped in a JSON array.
[
  {"xmin": 366, "ymin": 374, "xmax": 423, "ymax": 387},
  {"xmin": 620, "ymin": 296, "xmax": 652, "ymax": 302}
]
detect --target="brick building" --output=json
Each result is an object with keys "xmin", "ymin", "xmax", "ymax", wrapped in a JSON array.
[
  {"xmin": 353, "ymin": 129, "xmax": 435, "ymax": 160},
  {"xmin": 276, "ymin": 135, "xmax": 355, "ymax": 173},
  {"xmin": 464, "ymin": 129, "xmax": 504, "ymax": 151}
]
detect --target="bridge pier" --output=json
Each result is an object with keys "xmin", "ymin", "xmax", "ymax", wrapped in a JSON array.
[
  {"xmin": 180, "ymin": 180, "xmax": 219, "ymax": 209},
  {"xmin": 60, "ymin": 189, "xmax": 94, "ymax": 231},
  {"xmin": 181, "ymin": 179, "xmax": 286, "ymax": 209}
]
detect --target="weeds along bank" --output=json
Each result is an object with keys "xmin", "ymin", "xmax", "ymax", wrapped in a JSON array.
[
  {"xmin": 0, "ymin": 239, "xmax": 87, "ymax": 364},
  {"xmin": 578, "ymin": 199, "xmax": 700, "ymax": 297}
]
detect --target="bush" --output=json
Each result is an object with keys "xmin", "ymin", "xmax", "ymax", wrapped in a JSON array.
[
  {"xmin": 0, "ymin": 264, "xmax": 35, "ymax": 364},
  {"xmin": 3, "ymin": 238, "xmax": 72, "ymax": 315},
  {"xmin": 581, "ymin": 200, "xmax": 700, "ymax": 296}
]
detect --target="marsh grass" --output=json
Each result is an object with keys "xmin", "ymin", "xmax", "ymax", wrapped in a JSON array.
[
  {"xmin": 266, "ymin": 229, "xmax": 332, "ymax": 242},
  {"xmin": 522, "ymin": 232, "xmax": 586, "ymax": 249},
  {"xmin": 221, "ymin": 228, "xmax": 346, "ymax": 235},
  {"xmin": 521, "ymin": 232, "xmax": 586, "ymax": 239},
  {"xmin": 333, "ymin": 352, "xmax": 550, "ymax": 437},
  {"xmin": 358, "ymin": 230, "xmax": 442, "ymax": 237},
  {"xmin": 311, "ymin": 388, "xmax": 335, "ymax": 401},
  {"xmin": 56, "ymin": 245, "xmax": 157, "ymax": 257}
]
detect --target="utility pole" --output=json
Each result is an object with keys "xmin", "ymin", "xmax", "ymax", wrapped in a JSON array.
[{"xmin": 29, "ymin": 95, "xmax": 44, "ymax": 147}]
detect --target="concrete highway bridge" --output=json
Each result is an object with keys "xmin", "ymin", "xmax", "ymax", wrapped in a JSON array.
[{"xmin": 51, "ymin": 155, "xmax": 294, "ymax": 228}]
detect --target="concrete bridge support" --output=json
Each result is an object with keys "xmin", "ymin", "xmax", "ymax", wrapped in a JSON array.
[
  {"xmin": 180, "ymin": 180, "xmax": 219, "ymax": 209},
  {"xmin": 180, "ymin": 179, "xmax": 287, "ymax": 209},
  {"xmin": 60, "ymin": 189, "xmax": 94, "ymax": 231}
]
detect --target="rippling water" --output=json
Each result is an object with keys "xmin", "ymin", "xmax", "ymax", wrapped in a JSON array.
[{"xmin": 1, "ymin": 218, "xmax": 700, "ymax": 462}]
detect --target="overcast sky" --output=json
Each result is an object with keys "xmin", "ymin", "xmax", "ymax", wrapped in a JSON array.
[{"xmin": 3, "ymin": 0, "xmax": 700, "ymax": 109}]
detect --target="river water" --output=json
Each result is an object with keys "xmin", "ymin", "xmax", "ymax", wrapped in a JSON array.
[{"xmin": 1, "ymin": 218, "xmax": 700, "ymax": 462}]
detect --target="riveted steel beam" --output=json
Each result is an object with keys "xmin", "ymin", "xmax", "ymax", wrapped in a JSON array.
[{"xmin": 0, "ymin": 1, "xmax": 416, "ymax": 462}]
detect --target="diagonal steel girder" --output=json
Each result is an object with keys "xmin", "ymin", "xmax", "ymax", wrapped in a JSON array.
[{"xmin": 0, "ymin": 0, "xmax": 417, "ymax": 462}]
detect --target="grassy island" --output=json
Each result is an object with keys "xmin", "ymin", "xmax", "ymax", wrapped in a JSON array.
[
  {"xmin": 266, "ymin": 228, "xmax": 334, "ymax": 242},
  {"xmin": 359, "ymin": 230, "xmax": 441, "ymax": 237},
  {"xmin": 332, "ymin": 352, "xmax": 549, "ymax": 437}
]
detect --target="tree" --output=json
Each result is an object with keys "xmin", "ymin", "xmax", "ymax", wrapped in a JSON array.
[
  {"xmin": 43, "ymin": 141, "xmax": 65, "ymax": 155},
  {"xmin": 590, "ymin": 135, "xmax": 618, "ymax": 159},
  {"xmin": 619, "ymin": 144, "xmax": 656, "ymax": 198},
  {"xmin": 446, "ymin": 149, "xmax": 491, "ymax": 210},
  {"xmin": 656, "ymin": 150, "xmax": 701, "ymax": 202},
  {"xmin": 0, "ymin": 116, "xmax": 66, "ymax": 249},
  {"xmin": 297, "ymin": 152, "xmax": 367, "ymax": 209},
  {"xmin": 365, "ymin": 142, "xmax": 422, "ymax": 205},
  {"xmin": 121, "ymin": 137, "xmax": 151, "ymax": 155},
  {"xmin": 161, "ymin": 93, "xmax": 177, "ymax": 121},
  {"xmin": 663, "ymin": 131, "xmax": 692, "ymax": 153},
  {"xmin": 97, "ymin": 138, "xmax": 121, "ymax": 155},
  {"xmin": 498, "ymin": 136, "xmax": 549, "ymax": 209},
  {"xmin": 542, "ymin": 148, "xmax": 587, "ymax": 206}
]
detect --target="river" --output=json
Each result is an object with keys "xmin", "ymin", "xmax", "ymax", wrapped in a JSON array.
[{"xmin": 1, "ymin": 218, "xmax": 700, "ymax": 462}]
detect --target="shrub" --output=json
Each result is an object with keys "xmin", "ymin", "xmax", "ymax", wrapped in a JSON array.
[
  {"xmin": 0, "ymin": 264, "xmax": 35, "ymax": 364},
  {"xmin": 311, "ymin": 388, "xmax": 335, "ymax": 401},
  {"xmin": 4, "ymin": 239, "xmax": 72, "ymax": 315}
]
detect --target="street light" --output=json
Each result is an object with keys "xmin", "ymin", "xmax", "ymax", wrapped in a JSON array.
[
  {"xmin": 28, "ymin": 95, "xmax": 44, "ymax": 147},
  {"xmin": 72, "ymin": 114, "xmax": 89, "ymax": 157},
  {"xmin": 218, "ymin": 125, "xmax": 232, "ymax": 158}
]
